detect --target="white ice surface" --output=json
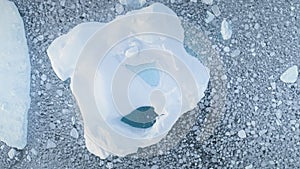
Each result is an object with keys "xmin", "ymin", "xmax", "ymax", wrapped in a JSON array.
[
  {"xmin": 0, "ymin": 0, "xmax": 31, "ymax": 149},
  {"xmin": 221, "ymin": 19, "xmax": 232, "ymax": 40},
  {"xmin": 47, "ymin": 3, "xmax": 209, "ymax": 158},
  {"xmin": 280, "ymin": 65, "xmax": 298, "ymax": 83}
]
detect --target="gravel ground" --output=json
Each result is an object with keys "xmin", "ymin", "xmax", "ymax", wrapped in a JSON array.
[{"xmin": 0, "ymin": 0, "xmax": 299, "ymax": 168}]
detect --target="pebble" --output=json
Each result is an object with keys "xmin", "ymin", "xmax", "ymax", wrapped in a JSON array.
[
  {"xmin": 8, "ymin": 148, "xmax": 16, "ymax": 159},
  {"xmin": 56, "ymin": 89, "xmax": 63, "ymax": 97},
  {"xmin": 46, "ymin": 139, "xmax": 56, "ymax": 149},
  {"xmin": 280, "ymin": 65, "xmax": 298, "ymax": 83},
  {"xmin": 231, "ymin": 49, "xmax": 240, "ymax": 57},
  {"xmin": 238, "ymin": 130, "xmax": 247, "ymax": 138},
  {"xmin": 221, "ymin": 19, "xmax": 232, "ymax": 40},
  {"xmin": 202, "ymin": 0, "xmax": 213, "ymax": 5},
  {"xmin": 70, "ymin": 128, "xmax": 79, "ymax": 139},
  {"xmin": 205, "ymin": 11, "xmax": 215, "ymax": 23},
  {"xmin": 211, "ymin": 5, "xmax": 221, "ymax": 17},
  {"xmin": 49, "ymin": 122, "xmax": 56, "ymax": 129},
  {"xmin": 30, "ymin": 148, "xmax": 38, "ymax": 156},
  {"xmin": 224, "ymin": 46, "xmax": 230, "ymax": 52},
  {"xmin": 245, "ymin": 164, "xmax": 253, "ymax": 169},
  {"xmin": 115, "ymin": 4, "xmax": 124, "ymax": 14},
  {"xmin": 151, "ymin": 165, "xmax": 159, "ymax": 169},
  {"xmin": 41, "ymin": 74, "xmax": 47, "ymax": 81}
]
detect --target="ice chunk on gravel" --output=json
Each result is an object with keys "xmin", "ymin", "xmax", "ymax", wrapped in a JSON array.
[
  {"xmin": 280, "ymin": 65, "xmax": 298, "ymax": 83},
  {"xmin": 119, "ymin": 0, "xmax": 146, "ymax": 7},
  {"xmin": 202, "ymin": 0, "xmax": 213, "ymax": 5},
  {"xmin": 231, "ymin": 49, "xmax": 241, "ymax": 57},
  {"xmin": 70, "ymin": 128, "xmax": 79, "ymax": 139},
  {"xmin": 46, "ymin": 140, "xmax": 56, "ymax": 149},
  {"xmin": 0, "ymin": 0, "xmax": 31, "ymax": 149},
  {"xmin": 211, "ymin": 5, "xmax": 221, "ymax": 17},
  {"xmin": 205, "ymin": 11, "xmax": 215, "ymax": 23},
  {"xmin": 8, "ymin": 148, "xmax": 16, "ymax": 159},
  {"xmin": 221, "ymin": 19, "xmax": 232, "ymax": 40},
  {"xmin": 115, "ymin": 3, "xmax": 124, "ymax": 14},
  {"xmin": 238, "ymin": 130, "xmax": 247, "ymax": 138}
]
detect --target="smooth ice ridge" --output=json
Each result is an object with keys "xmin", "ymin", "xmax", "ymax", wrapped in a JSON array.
[
  {"xmin": 47, "ymin": 3, "xmax": 210, "ymax": 159},
  {"xmin": 280, "ymin": 65, "xmax": 298, "ymax": 83},
  {"xmin": 0, "ymin": 0, "xmax": 31, "ymax": 149}
]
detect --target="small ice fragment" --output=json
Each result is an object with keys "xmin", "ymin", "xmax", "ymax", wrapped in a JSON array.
[
  {"xmin": 270, "ymin": 82, "xmax": 276, "ymax": 89},
  {"xmin": 205, "ymin": 11, "xmax": 215, "ymax": 23},
  {"xmin": 41, "ymin": 74, "xmax": 47, "ymax": 81},
  {"xmin": 46, "ymin": 140, "xmax": 56, "ymax": 149},
  {"xmin": 8, "ymin": 148, "xmax": 16, "ymax": 159},
  {"xmin": 238, "ymin": 130, "xmax": 246, "ymax": 138},
  {"xmin": 56, "ymin": 89, "xmax": 63, "ymax": 96},
  {"xmin": 190, "ymin": 0, "xmax": 197, "ymax": 3},
  {"xmin": 221, "ymin": 19, "xmax": 232, "ymax": 40},
  {"xmin": 70, "ymin": 128, "xmax": 79, "ymax": 139},
  {"xmin": 223, "ymin": 46, "xmax": 230, "ymax": 53},
  {"xmin": 119, "ymin": 0, "xmax": 146, "ymax": 7},
  {"xmin": 280, "ymin": 65, "xmax": 298, "ymax": 83},
  {"xmin": 231, "ymin": 49, "xmax": 240, "ymax": 57},
  {"xmin": 115, "ymin": 3, "xmax": 124, "ymax": 14},
  {"xmin": 245, "ymin": 164, "xmax": 253, "ymax": 169},
  {"xmin": 30, "ymin": 148, "xmax": 38, "ymax": 156},
  {"xmin": 211, "ymin": 5, "xmax": 221, "ymax": 17},
  {"xmin": 202, "ymin": 0, "xmax": 213, "ymax": 5},
  {"xmin": 49, "ymin": 122, "xmax": 56, "ymax": 130}
]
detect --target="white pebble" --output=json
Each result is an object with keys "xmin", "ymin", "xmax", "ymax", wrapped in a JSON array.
[
  {"xmin": 202, "ymin": 0, "xmax": 213, "ymax": 5},
  {"xmin": 70, "ymin": 128, "xmax": 79, "ymax": 139},
  {"xmin": 115, "ymin": 4, "xmax": 124, "ymax": 14},
  {"xmin": 46, "ymin": 139, "xmax": 56, "ymax": 149},
  {"xmin": 56, "ymin": 89, "xmax": 63, "ymax": 97},
  {"xmin": 205, "ymin": 11, "xmax": 215, "ymax": 23},
  {"xmin": 231, "ymin": 49, "xmax": 240, "ymax": 57},
  {"xmin": 270, "ymin": 82, "xmax": 276, "ymax": 89},
  {"xmin": 30, "ymin": 148, "xmax": 38, "ymax": 155},
  {"xmin": 223, "ymin": 46, "xmax": 230, "ymax": 52},
  {"xmin": 280, "ymin": 65, "xmax": 298, "ymax": 83},
  {"xmin": 211, "ymin": 5, "xmax": 221, "ymax": 17},
  {"xmin": 8, "ymin": 148, "xmax": 16, "ymax": 159},
  {"xmin": 41, "ymin": 74, "xmax": 47, "ymax": 81},
  {"xmin": 245, "ymin": 164, "xmax": 253, "ymax": 169},
  {"xmin": 221, "ymin": 19, "xmax": 232, "ymax": 40},
  {"xmin": 238, "ymin": 130, "xmax": 246, "ymax": 138}
]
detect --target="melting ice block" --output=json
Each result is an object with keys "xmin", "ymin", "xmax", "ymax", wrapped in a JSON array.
[
  {"xmin": 47, "ymin": 3, "xmax": 209, "ymax": 158},
  {"xmin": 0, "ymin": 0, "xmax": 31, "ymax": 149}
]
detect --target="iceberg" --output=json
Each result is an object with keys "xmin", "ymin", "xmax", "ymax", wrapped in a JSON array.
[
  {"xmin": 0, "ymin": 0, "xmax": 31, "ymax": 149},
  {"xmin": 47, "ymin": 3, "xmax": 209, "ymax": 158}
]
